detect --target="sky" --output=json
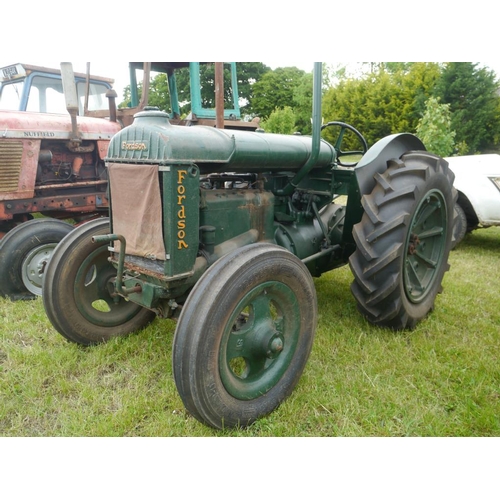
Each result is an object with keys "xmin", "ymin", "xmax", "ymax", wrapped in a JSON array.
[
  {"xmin": 0, "ymin": 61, "xmax": 315, "ymax": 100},
  {"xmin": 3, "ymin": 61, "xmax": 500, "ymax": 103}
]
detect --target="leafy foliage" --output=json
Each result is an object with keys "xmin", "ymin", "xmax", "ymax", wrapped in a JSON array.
[
  {"xmin": 146, "ymin": 73, "xmax": 172, "ymax": 113},
  {"xmin": 119, "ymin": 62, "xmax": 272, "ymax": 118},
  {"xmin": 261, "ymin": 106, "xmax": 297, "ymax": 134},
  {"xmin": 172, "ymin": 62, "xmax": 271, "ymax": 116},
  {"xmin": 292, "ymin": 72, "xmax": 313, "ymax": 135},
  {"xmin": 248, "ymin": 67, "xmax": 307, "ymax": 119},
  {"xmin": 118, "ymin": 61, "xmax": 500, "ymax": 155},
  {"xmin": 234, "ymin": 62, "xmax": 272, "ymax": 115},
  {"xmin": 416, "ymin": 97, "xmax": 456, "ymax": 157},
  {"xmin": 321, "ymin": 63, "xmax": 441, "ymax": 147},
  {"xmin": 434, "ymin": 62, "xmax": 500, "ymax": 154}
]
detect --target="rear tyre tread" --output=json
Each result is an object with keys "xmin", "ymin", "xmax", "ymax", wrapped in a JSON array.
[{"xmin": 349, "ymin": 151, "xmax": 456, "ymax": 330}]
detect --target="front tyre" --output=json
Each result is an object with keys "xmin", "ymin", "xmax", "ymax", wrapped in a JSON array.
[
  {"xmin": 172, "ymin": 243, "xmax": 317, "ymax": 429},
  {"xmin": 0, "ymin": 218, "xmax": 73, "ymax": 300},
  {"xmin": 349, "ymin": 151, "xmax": 456, "ymax": 330},
  {"xmin": 42, "ymin": 218, "xmax": 156, "ymax": 345}
]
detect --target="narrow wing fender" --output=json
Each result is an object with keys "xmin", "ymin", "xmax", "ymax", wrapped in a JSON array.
[{"xmin": 354, "ymin": 133, "xmax": 427, "ymax": 196}]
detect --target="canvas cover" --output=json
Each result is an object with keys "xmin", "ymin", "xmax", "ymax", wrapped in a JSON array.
[{"xmin": 108, "ymin": 163, "xmax": 166, "ymax": 261}]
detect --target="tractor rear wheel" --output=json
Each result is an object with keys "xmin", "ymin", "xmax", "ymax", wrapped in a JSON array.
[
  {"xmin": 172, "ymin": 243, "xmax": 317, "ymax": 429},
  {"xmin": 349, "ymin": 151, "xmax": 456, "ymax": 329},
  {"xmin": 42, "ymin": 218, "xmax": 155, "ymax": 345},
  {"xmin": 0, "ymin": 218, "xmax": 73, "ymax": 300}
]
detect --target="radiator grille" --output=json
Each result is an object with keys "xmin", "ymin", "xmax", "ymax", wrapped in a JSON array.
[{"xmin": 0, "ymin": 141, "xmax": 23, "ymax": 192}]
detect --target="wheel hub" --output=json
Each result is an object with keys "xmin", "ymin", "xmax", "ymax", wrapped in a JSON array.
[
  {"xmin": 245, "ymin": 315, "xmax": 284, "ymax": 359},
  {"xmin": 267, "ymin": 335, "xmax": 284, "ymax": 358},
  {"xmin": 220, "ymin": 281, "xmax": 301, "ymax": 400},
  {"xmin": 21, "ymin": 243, "xmax": 57, "ymax": 296}
]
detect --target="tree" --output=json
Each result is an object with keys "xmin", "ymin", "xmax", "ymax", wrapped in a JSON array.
[
  {"xmin": 292, "ymin": 72, "xmax": 313, "ymax": 135},
  {"xmin": 261, "ymin": 106, "xmax": 297, "ymax": 134},
  {"xmin": 434, "ymin": 62, "xmax": 500, "ymax": 153},
  {"xmin": 322, "ymin": 70, "xmax": 402, "ymax": 146},
  {"xmin": 249, "ymin": 67, "xmax": 307, "ymax": 121},
  {"xmin": 321, "ymin": 63, "xmax": 441, "ymax": 147},
  {"xmin": 173, "ymin": 62, "xmax": 271, "ymax": 116},
  {"xmin": 119, "ymin": 62, "xmax": 271, "ymax": 118},
  {"xmin": 147, "ymin": 73, "xmax": 172, "ymax": 112},
  {"xmin": 234, "ymin": 62, "xmax": 271, "ymax": 116},
  {"xmin": 394, "ymin": 62, "xmax": 442, "ymax": 125},
  {"xmin": 416, "ymin": 97, "xmax": 456, "ymax": 157}
]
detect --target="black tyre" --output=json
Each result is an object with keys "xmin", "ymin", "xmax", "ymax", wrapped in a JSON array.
[
  {"xmin": 0, "ymin": 218, "xmax": 74, "ymax": 300},
  {"xmin": 452, "ymin": 202, "xmax": 467, "ymax": 248},
  {"xmin": 349, "ymin": 151, "xmax": 456, "ymax": 330},
  {"xmin": 172, "ymin": 243, "xmax": 317, "ymax": 429},
  {"xmin": 42, "ymin": 218, "xmax": 155, "ymax": 345}
]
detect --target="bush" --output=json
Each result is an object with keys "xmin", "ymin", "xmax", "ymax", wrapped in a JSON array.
[{"xmin": 416, "ymin": 97, "xmax": 456, "ymax": 157}]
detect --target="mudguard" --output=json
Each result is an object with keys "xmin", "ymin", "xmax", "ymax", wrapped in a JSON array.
[{"xmin": 354, "ymin": 133, "xmax": 427, "ymax": 196}]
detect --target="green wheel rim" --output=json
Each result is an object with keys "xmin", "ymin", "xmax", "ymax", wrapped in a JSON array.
[
  {"xmin": 404, "ymin": 189, "xmax": 447, "ymax": 303},
  {"xmin": 219, "ymin": 281, "xmax": 301, "ymax": 400},
  {"xmin": 74, "ymin": 245, "xmax": 145, "ymax": 326}
]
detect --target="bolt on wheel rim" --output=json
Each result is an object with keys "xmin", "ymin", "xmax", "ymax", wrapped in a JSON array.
[
  {"xmin": 404, "ymin": 190, "xmax": 447, "ymax": 303},
  {"xmin": 219, "ymin": 281, "xmax": 301, "ymax": 400}
]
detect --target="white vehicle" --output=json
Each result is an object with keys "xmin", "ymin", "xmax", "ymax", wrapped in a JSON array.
[{"xmin": 446, "ymin": 154, "xmax": 500, "ymax": 245}]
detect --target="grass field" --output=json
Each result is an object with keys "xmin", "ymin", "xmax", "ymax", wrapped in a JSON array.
[{"xmin": 1, "ymin": 227, "xmax": 499, "ymax": 437}]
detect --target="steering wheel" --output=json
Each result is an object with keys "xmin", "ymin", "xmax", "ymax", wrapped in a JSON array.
[{"xmin": 321, "ymin": 121, "xmax": 368, "ymax": 167}]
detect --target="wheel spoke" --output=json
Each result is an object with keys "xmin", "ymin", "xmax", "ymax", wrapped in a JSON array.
[
  {"xmin": 414, "ymin": 250, "xmax": 438, "ymax": 268},
  {"xmin": 82, "ymin": 266, "xmax": 99, "ymax": 296},
  {"xmin": 226, "ymin": 328, "xmax": 249, "ymax": 361},
  {"xmin": 406, "ymin": 258, "xmax": 423, "ymax": 291},
  {"xmin": 413, "ymin": 200, "xmax": 439, "ymax": 228},
  {"xmin": 250, "ymin": 292, "xmax": 273, "ymax": 322},
  {"xmin": 417, "ymin": 226, "xmax": 444, "ymax": 239},
  {"xmin": 245, "ymin": 355, "xmax": 270, "ymax": 377},
  {"xmin": 274, "ymin": 315, "xmax": 284, "ymax": 334}
]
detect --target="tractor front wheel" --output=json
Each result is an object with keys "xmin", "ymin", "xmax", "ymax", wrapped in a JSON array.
[
  {"xmin": 42, "ymin": 218, "xmax": 156, "ymax": 345},
  {"xmin": 349, "ymin": 151, "xmax": 456, "ymax": 329},
  {"xmin": 172, "ymin": 243, "xmax": 317, "ymax": 429}
]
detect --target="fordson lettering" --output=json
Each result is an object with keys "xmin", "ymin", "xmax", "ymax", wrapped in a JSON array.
[
  {"xmin": 122, "ymin": 141, "xmax": 148, "ymax": 151},
  {"xmin": 177, "ymin": 169, "xmax": 188, "ymax": 249}
]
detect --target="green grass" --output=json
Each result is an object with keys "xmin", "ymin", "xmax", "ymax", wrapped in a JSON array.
[{"xmin": 1, "ymin": 227, "xmax": 499, "ymax": 436}]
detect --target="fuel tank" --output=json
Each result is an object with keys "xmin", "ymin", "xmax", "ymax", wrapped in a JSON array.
[{"xmin": 106, "ymin": 108, "xmax": 336, "ymax": 173}]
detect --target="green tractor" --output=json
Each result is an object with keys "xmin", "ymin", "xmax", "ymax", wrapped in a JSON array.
[{"xmin": 43, "ymin": 63, "xmax": 457, "ymax": 429}]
